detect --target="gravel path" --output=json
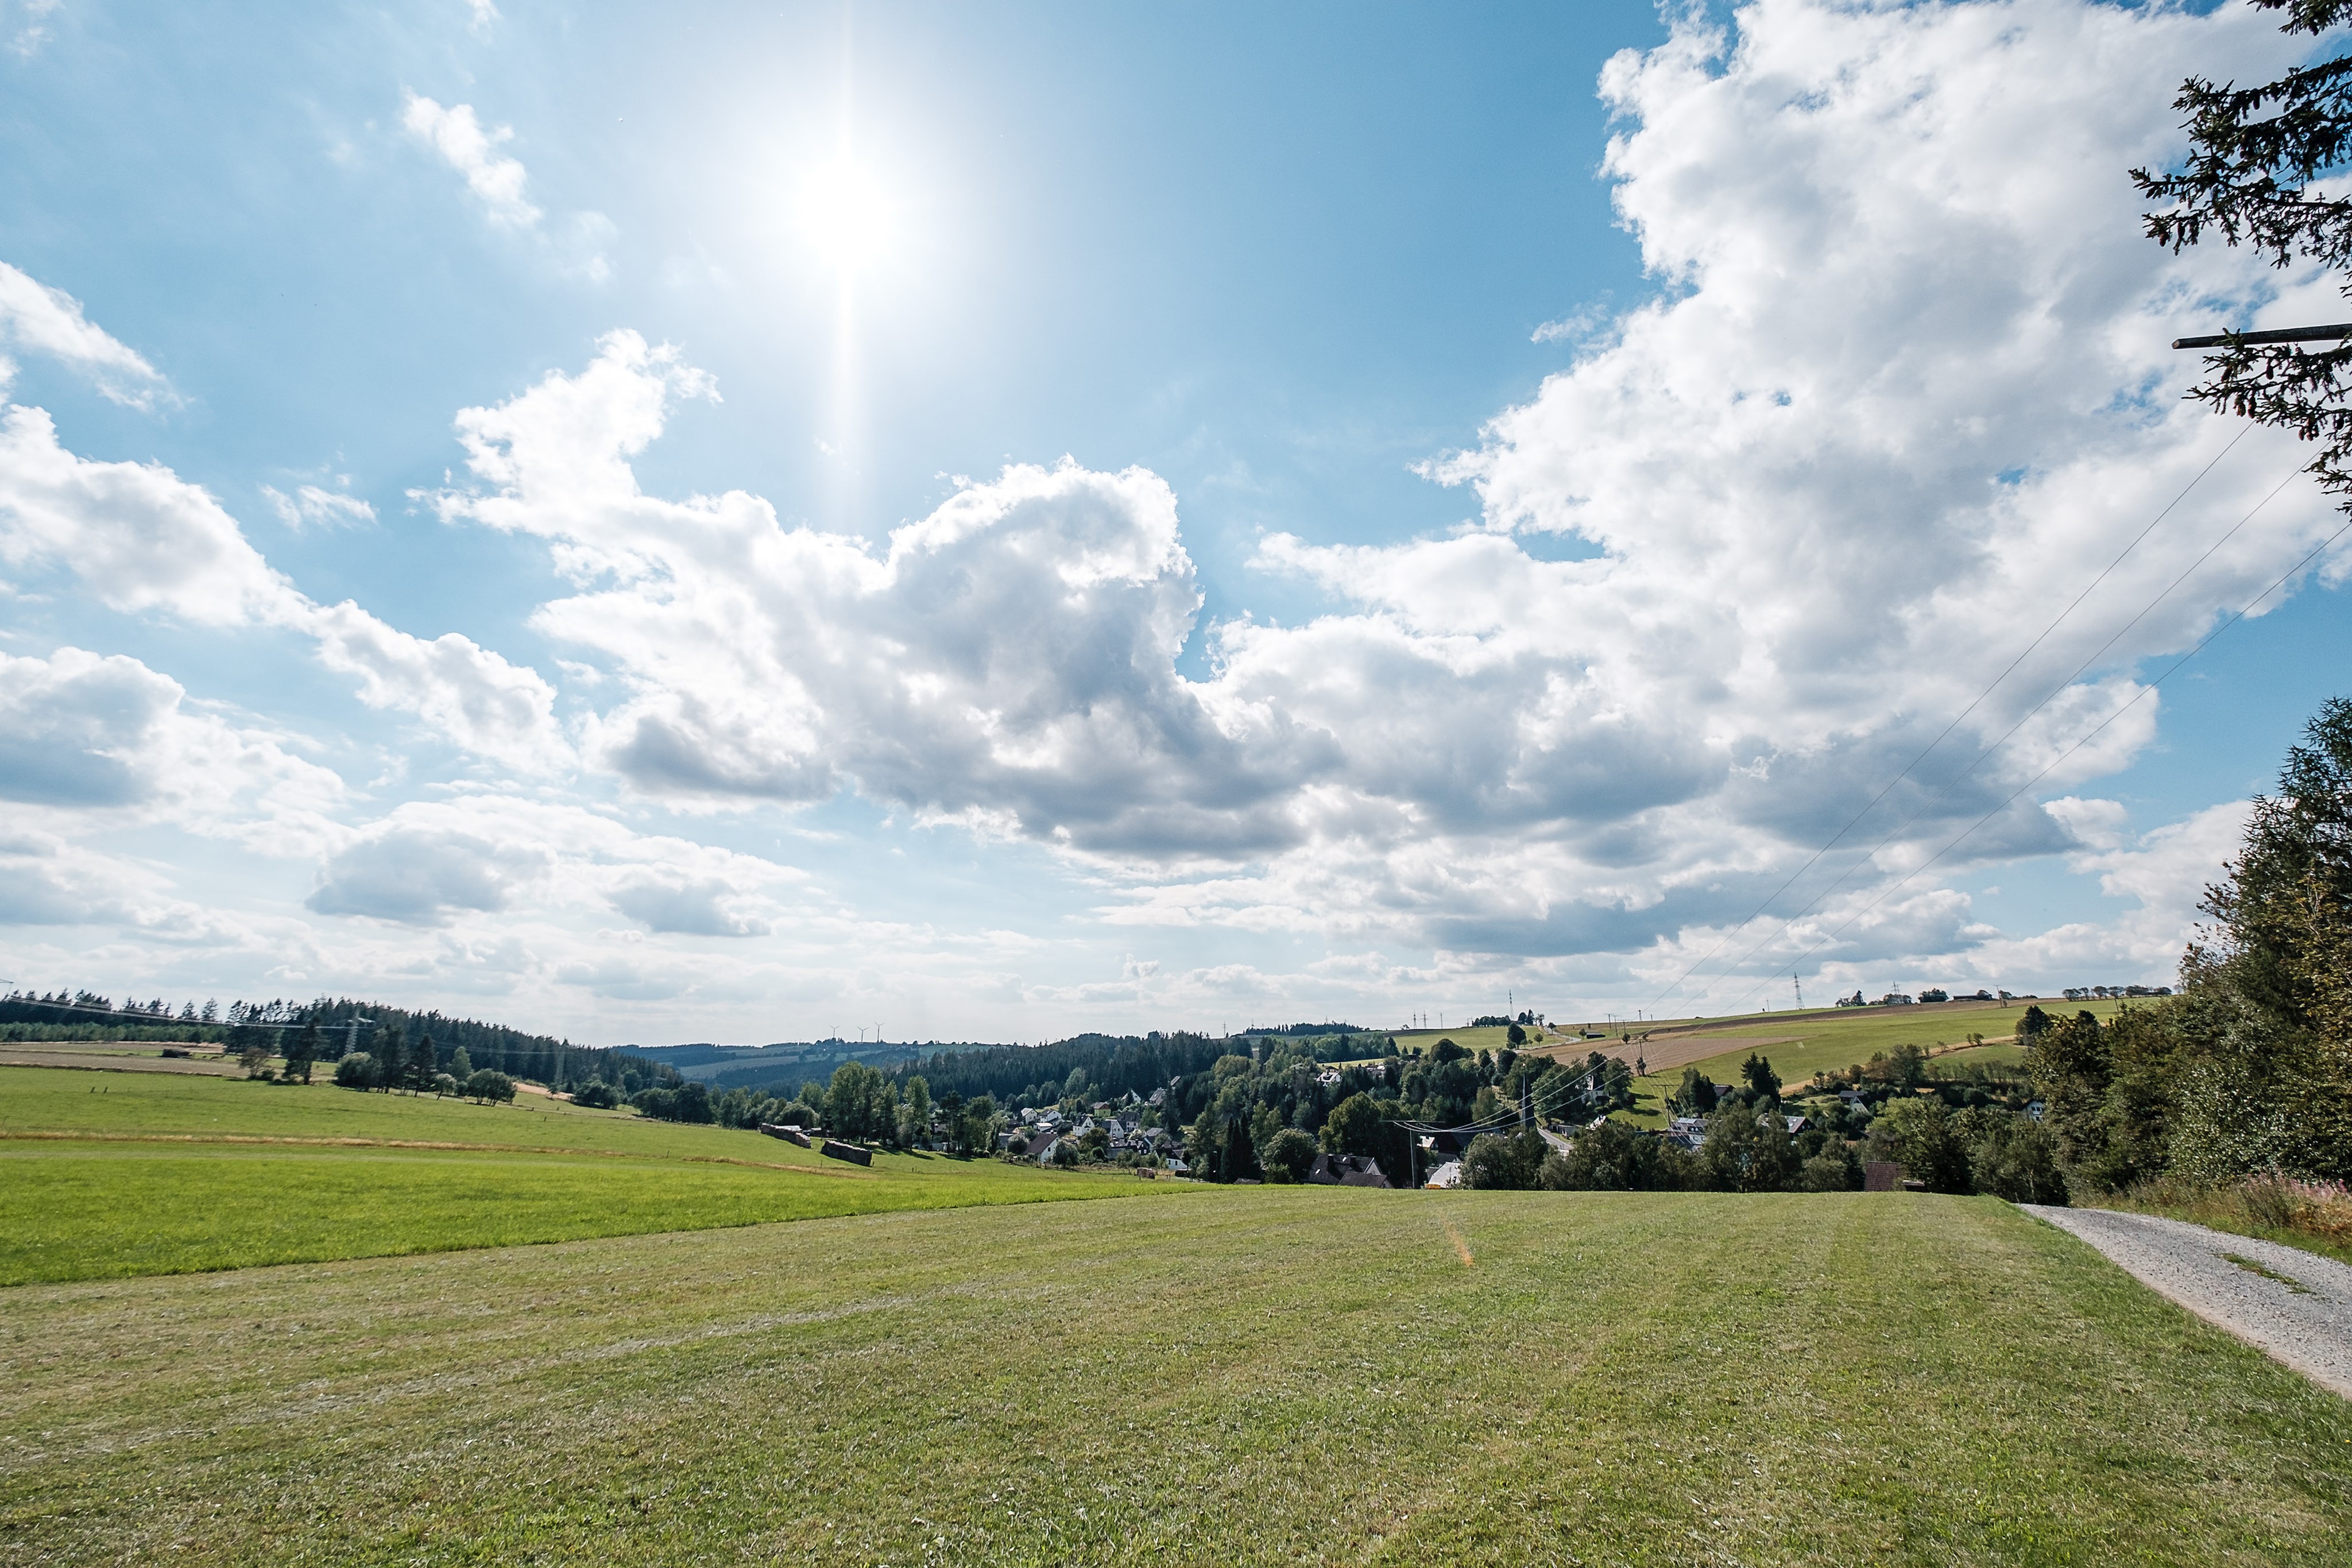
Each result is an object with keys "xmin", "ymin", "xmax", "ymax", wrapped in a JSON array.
[{"xmin": 2022, "ymin": 1205, "xmax": 2352, "ymax": 1398}]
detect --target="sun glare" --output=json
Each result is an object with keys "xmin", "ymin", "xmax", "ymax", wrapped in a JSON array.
[{"xmin": 800, "ymin": 157, "xmax": 892, "ymax": 273}]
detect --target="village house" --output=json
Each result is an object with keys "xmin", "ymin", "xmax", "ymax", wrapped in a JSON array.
[{"xmin": 1305, "ymin": 1152, "xmax": 1390, "ymax": 1188}]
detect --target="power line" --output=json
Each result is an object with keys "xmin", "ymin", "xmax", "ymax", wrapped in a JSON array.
[
  {"xmin": 1648, "ymin": 424, "xmax": 2253, "ymax": 1008},
  {"xmin": 1686, "ymin": 457, "xmax": 2306, "ymax": 1002},
  {"xmin": 1720, "ymin": 504, "xmax": 2352, "ymax": 1013}
]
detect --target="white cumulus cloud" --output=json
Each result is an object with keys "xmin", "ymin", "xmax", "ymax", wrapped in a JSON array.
[
  {"xmin": 0, "ymin": 261, "xmax": 169, "ymax": 407},
  {"xmin": 0, "ymin": 646, "xmax": 345, "ymax": 851},
  {"xmin": 399, "ymin": 93, "xmax": 614, "ymax": 279},
  {"xmin": 401, "ymin": 93, "xmax": 541, "ymax": 229},
  {"xmin": 427, "ymin": 331, "xmax": 1312, "ymax": 851},
  {"xmin": 413, "ymin": 0, "xmax": 2347, "ymax": 1009},
  {"xmin": 307, "ymin": 796, "xmax": 798, "ymax": 934},
  {"xmin": 304, "ymin": 601, "xmax": 564, "ymax": 772},
  {"xmin": 9, "ymin": 0, "xmax": 2336, "ymax": 1030},
  {"xmin": 261, "ymin": 482, "xmax": 375, "ymax": 531},
  {"xmin": 0, "ymin": 393, "xmax": 564, "ymax": 769}
]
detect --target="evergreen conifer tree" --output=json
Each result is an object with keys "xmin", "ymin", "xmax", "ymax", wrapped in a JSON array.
[
  {"xmin": 412, "ymin": 1033, "xmax": 438, "ymax": 1093},
  {"xmin": 2137, "ymin": 1, "xmax": 2352, "ymax": 502},
  {"xmin": 376, "ymin": 1024, "xmax": 407, "ymax": 1093},
  {"xmin": 286, "ymin": 1017, "xmax": 320, "ymax": 1085}
]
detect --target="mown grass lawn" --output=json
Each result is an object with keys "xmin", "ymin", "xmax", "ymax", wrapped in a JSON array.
[
  {"xmin": 0, "ymin": 1068, "xmax": 1180, "ymax": 1284},
  {"xmin": 3, "ymin": 1189, "xmax": 2346, "ymax": 1566},
  {"xmin": 0, "ymin": 1141, "xmax": 1180, "ymax": 1284}
]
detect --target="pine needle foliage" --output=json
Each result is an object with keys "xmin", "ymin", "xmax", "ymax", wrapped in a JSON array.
[{"xmin": 2135, "ymin": 0, "xmax": 2352, "ymax": 496}]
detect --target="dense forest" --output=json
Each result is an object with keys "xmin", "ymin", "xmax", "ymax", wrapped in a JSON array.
[
  {"xmin": 887, "ymin": 1032, "xmax": 1235, "ymax": 1106},
  {"xmin": 0, "ymin": 991, "xmax": 674, "ymax": 1095}
]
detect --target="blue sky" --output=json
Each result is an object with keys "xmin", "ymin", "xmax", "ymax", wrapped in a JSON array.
[{"xmin": 2, "ymin": 0, "xmax": 2347, "ymax": 1044}]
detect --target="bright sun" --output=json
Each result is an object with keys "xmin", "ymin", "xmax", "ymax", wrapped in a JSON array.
[{"xmin": 800, "ymin": 157, "xmax": 892, "ymax": 273}]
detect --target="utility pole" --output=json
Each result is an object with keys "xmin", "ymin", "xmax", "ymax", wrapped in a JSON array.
[{"xmin": 1793, "ymin": 973, "xmax": 1804, "ymax": 1010}]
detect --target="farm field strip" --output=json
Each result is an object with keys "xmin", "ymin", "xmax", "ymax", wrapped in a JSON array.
[
  {"xmin": 2, "ymin": 1190, "xmax": 2345, "ymax": 1566},
  {"xmin": 0, "ymin": 1046, "xmax": 241, "ymax": 1075}
]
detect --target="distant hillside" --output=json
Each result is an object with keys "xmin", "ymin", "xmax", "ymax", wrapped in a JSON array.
[
  {"xmin": 893, "ymin": 1032, "xmax": 1237, "ymax": 1105},
  {"xmin": 0, "ymin": 988, "xmax": 659, "ymax": 1091},
  {"xmin": 617, "ymin": 1038, "xmax": 1001, "ymax": 1091}
]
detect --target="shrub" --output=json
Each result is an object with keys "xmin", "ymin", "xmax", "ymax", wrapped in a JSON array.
[
  {"xmin": 1701, "ymin": 1104, "xmax": 1799, "ymax": 1193},
  {"xmin": 629, "ymin": 1081, "xmax": 709, "ymax": 1122},
  {"xmin": 1318, "ymin": 1093, "xmax": 1383, "ymax": 1159},
  {"xmin": 1798, "ymin": 1150, "xmax": 1861, "ymax": 1192},
  {"xmin": 571, "ymin": 1080, "xmax": 620, "ymax": 1110},
  {"xmin": 334, "ymin": 1052, "xmax": 376, "ymax": 1090},
  {"xmin": 2245, "ymin": 1174, "xmax": 2352, "ymax": 1240},
  {"xmin": 1867, "ymin": 1098, "xmax": 1971, "ymax": 1194},
  {"xmin": 1969, "ymin": 1118, "xmax": 2068, "ymax": 1205},
  {"xmin": 1463, "ymin": 1129, "xmax": 1546, "ymax": 1190},
  {"xmin": 1259, "ymin": 1127, "xmax": 1318, "ymax": 1184},
  {"xmin": 1539, "ymin": 1118, "xmax": 1666, "ymax": 1191},
  {"xmin": 463, "ymin": 1068, "xmax": 516, "ymax": 1103}
]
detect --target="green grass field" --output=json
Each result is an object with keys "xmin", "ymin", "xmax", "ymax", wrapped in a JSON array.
[
  {"xmin": 3, "ymin": 1189, "xmax": 2346, "ymax": 1565},
  {"xmin": 0, "ymin": 1066, "xmax": 845, "ymax": 1160},
  {"xmin": 0, "ymin": 1068, "xmax": 1178, "ymax": 1284},
  {"xmin": 1389, "ymin": 1023, "xmax": 1527, "ymax": 1055},
  {"xmin": 1921, "ymin": 1040, "xmax": 2029, "ymax": 1075}
]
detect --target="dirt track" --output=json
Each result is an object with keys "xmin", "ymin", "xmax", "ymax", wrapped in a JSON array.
[
  {"xmin": 2025, "ymin": 1206, "xmax": 2352, "ymax": 1399},
  {"xmin": 0, "ymin": 1048, "xmax": 240, "ymax": 1076}
]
